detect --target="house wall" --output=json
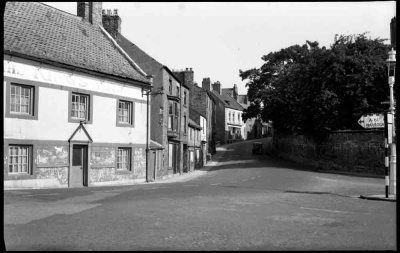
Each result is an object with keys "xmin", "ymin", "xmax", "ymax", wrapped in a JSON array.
[
  {"xmin": 4, "ymin": 56, "xmax": 148, "ymax": 189},
  {"xmin": 181, "ymin": 86, "xmax": 189, "ymax": 172},
  {"xmin": 214, "ymin": 100, "xmax": 226, "ymax": 145},
  {"xmin": 162, "ymin": 69, "xmax": 183, "ymax": 176},
  {"xmin": 225, "ymin": 108, "xmax": 244, "ymax": 143}
]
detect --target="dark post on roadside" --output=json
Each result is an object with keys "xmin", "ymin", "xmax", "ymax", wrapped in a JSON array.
[{"xmin": 386, "ymin": 16, "xmax": 396, "ymax": 198}]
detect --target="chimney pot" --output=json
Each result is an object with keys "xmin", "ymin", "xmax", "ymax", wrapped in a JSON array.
[
  {"xmin": 107, "ymin": 9, "xmax": 111, "ymax": 15},
  {"xmin": 102, "ymin": 9, "xmax": 106, "ymax": 15},
  {"xmin": 114, "ymin": 9, "xmax": 118, "ymax": 15}
]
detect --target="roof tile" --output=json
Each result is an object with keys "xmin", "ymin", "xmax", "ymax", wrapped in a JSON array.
[{"xmin": 4, "ymin": 2, "xmax": 150, "ymax": 84}]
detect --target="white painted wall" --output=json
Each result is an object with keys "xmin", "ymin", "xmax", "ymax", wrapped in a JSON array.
[
  {"xmin": 4, "ymin": 56, "xmax": 147, "ymax": 144},
  {"xmin": 224, "ymin": 108, "xmax": 243, "ymax": 131}
]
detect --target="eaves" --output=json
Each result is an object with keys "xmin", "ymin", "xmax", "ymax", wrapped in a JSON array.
[{"xmin": 4, "ymin": 50, "xmax": 152, "ymax": 89}]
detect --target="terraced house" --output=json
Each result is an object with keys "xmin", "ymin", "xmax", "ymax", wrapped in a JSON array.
[
  {"xmin": 101, "ymin": 8, "xmax": 190, "ymax": 180},
  {"xmin": 3, "ymin": 2, "xmax": 153, "ymax": 189},
  {"xmin": 208, "ymin": 82, "xmax": 245, "ymax": 145}
]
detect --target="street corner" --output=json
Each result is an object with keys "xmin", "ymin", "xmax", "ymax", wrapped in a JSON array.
[{"xmin": 359, "ymin": 194, "xmax": 396, "ymax": 202}]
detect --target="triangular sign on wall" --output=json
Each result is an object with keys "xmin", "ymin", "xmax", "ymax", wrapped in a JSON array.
[{"xmin": 69, "ymin": 122, "xmax": 93, "ymax": 142}]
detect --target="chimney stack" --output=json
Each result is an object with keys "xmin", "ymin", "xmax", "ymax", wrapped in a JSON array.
[
  {"xmin": 202, "ymin": 77, "xmax": 211, "ymax": 91},
  {"xmin": 102, "ymin": 7, "xmax": 122, "ymax": 39},
  {"xmin": 233, "ymin": 83, "xmax": 238, "ymax": 100},
  {"xmin": 212, "ymin": 81, "xmax": 221, "ymax": 95},
  {"xmin": 77, "ymin": 2, "xmax": 103, "ymax": 26},
  {"xmin": 172, "ymin": 68, "xmax": 194, "ymax": 90}
]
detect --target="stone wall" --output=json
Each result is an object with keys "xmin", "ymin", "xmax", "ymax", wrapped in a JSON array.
[{"xmin": 271, "ymin": 130, "xmax": 385, "ymax": 175}]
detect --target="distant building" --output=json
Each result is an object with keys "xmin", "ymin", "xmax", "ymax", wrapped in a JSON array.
[
  {"xmin": 187, "ymin": 119, "xmax": 202, "ymax": 171},
  {"xmin": 224, "ymin": 85, "xmax": 273, "ymax": 140},
  {"xmin": 4, "ymin": 2, "xmax": 152, "ymax": 189},
  {"xmin": 208, "ymin": 82, "xmax": 245, "ymax": 145}
]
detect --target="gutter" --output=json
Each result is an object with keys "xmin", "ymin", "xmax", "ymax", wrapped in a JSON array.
[{"xmin": 4, "ymin": 51, "xmax": 151, "ymax": 88}]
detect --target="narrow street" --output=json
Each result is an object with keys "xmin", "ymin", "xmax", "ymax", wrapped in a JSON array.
[{"xmin": 4, "ymin": 140, "xmax": 396, "ymax": 251}]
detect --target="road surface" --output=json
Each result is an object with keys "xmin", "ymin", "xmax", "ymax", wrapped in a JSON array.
[{"xmin": 4, "ymin": 139, "xmax": 396, "ymax": 250}]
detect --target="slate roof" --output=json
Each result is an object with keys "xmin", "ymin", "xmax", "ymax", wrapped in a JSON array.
[
  {"xmin": 210, "ymin": 90, "xmax": 244, "ymax": 111},
  {"xmin": 4, "ymin": 2, "xmax": 150, "ymax": 85},
  {"xmin": 113, "ymin": 33, "xmax": 184, "ymax": 87}
]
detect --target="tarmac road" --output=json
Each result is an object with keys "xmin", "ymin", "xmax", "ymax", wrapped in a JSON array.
[{"xmin": 4, "ymin": 139, "xmax": 396, "ymax": 250}]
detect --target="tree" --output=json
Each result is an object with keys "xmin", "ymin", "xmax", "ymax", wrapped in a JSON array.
[{"xmin": 240, "ymin": 33, "xmax": 391, "ymax": 135}]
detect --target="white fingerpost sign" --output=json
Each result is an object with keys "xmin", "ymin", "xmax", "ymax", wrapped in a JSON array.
[{"xmin": 357, "ymin": 113, "xmax": 385, "ymax": 129}]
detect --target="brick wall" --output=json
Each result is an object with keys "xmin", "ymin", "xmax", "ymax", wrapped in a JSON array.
[
  {"xmin": 189, "ymin": 85, "xmax": 208, "ymax": 118},
  {"xmin": 272, "ymin": 130, "xmax": 385, "ymax": 175}
]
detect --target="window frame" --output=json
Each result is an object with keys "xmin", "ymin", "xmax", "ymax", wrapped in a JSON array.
[
  {"xmin": 8, "ymin": 145, "xmax": 33, "ymax": 175},
  {"xmin": 169, "ymin": 79, "xmax": 172, "ymax": 95},
  {"xmin": 68, "ymin": 91, "xmax": 93, "ymax": 124},
  {"xmin": 168, "ymin": 101, "xmax": 174, "ymax": 130},
  {"xmin": 116, "ymin": 147, "xmax": 132, "ymax": 171},
  {"xmin": 183, "ymin": 91, "xmax": 187, "ymax": 106},
  {"xmin": 5, "ymin": 82, "xmax": 39, "ymax": 120},
  {"xmin": 116, "ymin": 99, "xmax": 135, "ymax": 127},
  {"xmin": 183, "ymin": 114, "xmax": 187, "ymax": 135},
  {"xmin": 174, "ymin": 102, "xmax": 179, "ymax": 131}
]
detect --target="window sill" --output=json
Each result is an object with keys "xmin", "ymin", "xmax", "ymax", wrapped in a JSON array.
[
  {"xmin": 69, "ymin": 118, "xmax": 92, "ymax": 124},
  {"xmin": 5, "ymin": 112, "xmax": 38, "ymax": 120},
  {"xmin": 116, "ymin": 169, "xmax": 132, "ymax": 174},
  {"xmin": 116, "ymin": 122, "xmax": 135, "ymax": 128}
]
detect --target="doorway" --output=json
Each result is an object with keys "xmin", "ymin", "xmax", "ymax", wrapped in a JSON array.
[{"xmin": 70, "ymin": 144, "xmax": 88, "ymax": 187}]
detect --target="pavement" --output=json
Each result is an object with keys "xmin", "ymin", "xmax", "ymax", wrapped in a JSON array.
[{"xmin": 150, "ymin": 146, "xmax": 227, "ymax": 184}]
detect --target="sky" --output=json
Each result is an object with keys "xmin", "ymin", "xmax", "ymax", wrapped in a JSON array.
[{"xmin": 44, "ymin": 2, "xmax": 396, "ymax": 95}]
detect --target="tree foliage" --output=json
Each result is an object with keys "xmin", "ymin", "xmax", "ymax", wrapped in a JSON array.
[{"xmin": 240, "ymin": 33, "xmax": 391, "ymax": 135}]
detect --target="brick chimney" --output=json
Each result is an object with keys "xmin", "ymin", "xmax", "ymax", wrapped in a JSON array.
[
  {"xmin": 202, "ymin": 77, "xmax": 211, "ymax": 91},
  {"xmin": 172, "ymin": 68, "xmax": 194, "ymax": 90},
  {"xmin": 233, "ymin": 83, "xmax": 238, "ymax": 100},
  {"xmin": 77, "ymin": 2, "xmax": 103, "ymax": 26},
  {"xmin": 102, "ymin": 8, "xmax": 122, "ymax": 39},
  {"xmin": 212, "ymin": 81, "xmax": 221, "ymax": 95}
]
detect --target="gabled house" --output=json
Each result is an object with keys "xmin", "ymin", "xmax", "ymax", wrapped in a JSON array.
[
  {"xmin": 101, "ymin": 9, "xmax": 189, "ymax": 180},
  {"xmin": 207, "ymin": 81, "xmax": 245, "ymax": 145},
  {"xmin": 3, "ymin": 2, "xmax": 152, "ymax": 189},
  {"xmin": 188, "ymin": 80, "xmax": 216, "ymax": 163},
  {"xmin": 171, "ymin": 68, "xmax": 193, "ymax": 172}
]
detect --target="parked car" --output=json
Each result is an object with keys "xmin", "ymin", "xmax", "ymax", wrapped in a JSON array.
[{"xmin": 252, "ymin": 142, "xmax": 263, "ymax": 154}]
